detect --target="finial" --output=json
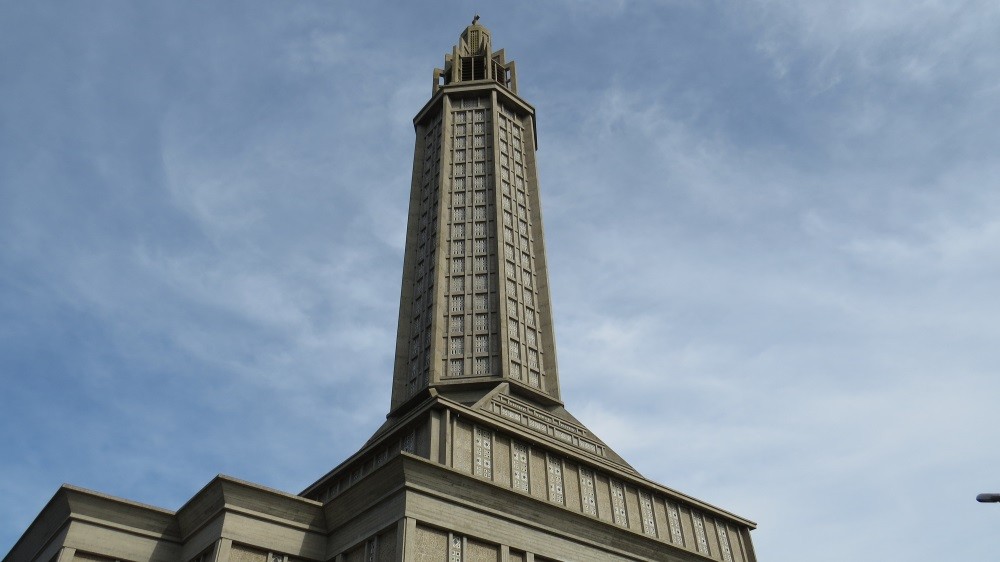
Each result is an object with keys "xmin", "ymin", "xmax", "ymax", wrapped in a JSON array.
[{"xmin": 472, "ymin": 14, "xmax": 480, "ymax": 25}]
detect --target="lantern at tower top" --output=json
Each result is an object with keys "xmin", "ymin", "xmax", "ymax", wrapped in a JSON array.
[{"xmin": 434, "ymin": 18, "xmax": 518, "ymax": 94}]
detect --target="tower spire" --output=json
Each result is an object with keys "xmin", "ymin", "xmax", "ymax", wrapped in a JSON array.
[{"xmin": 392, "ymin": 25, "xmax": 553, "ymax": 413}]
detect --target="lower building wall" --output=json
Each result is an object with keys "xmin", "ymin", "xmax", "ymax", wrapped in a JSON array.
[
  {"xmin": 446, "ymin": 417, "xmax": 750, "ymax": 562},
  {"xmin": 401, "ymin": 487, "xmax": 695, "ymax": 562},
  {"xmin": 337, "ymin": 524, "xmax": 397, "ymax": 562},
  {"xmin": 412, "ymin": 524, "xmax": 502, "ymax": 562},
  {"xmin": 407, "ymin": 521, "xmax": 678, "ymax": 562}
]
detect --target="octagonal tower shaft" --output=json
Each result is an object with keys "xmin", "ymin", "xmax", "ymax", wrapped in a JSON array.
[{"xmin": 391, "ymin": 22, "xmax": 560, "ymax": 412}]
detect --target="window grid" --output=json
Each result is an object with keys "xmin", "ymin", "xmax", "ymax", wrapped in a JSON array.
[
  {"xmin": 404, "ymin": 114, "xmax": 442, "ymax": 399},
  {"xmin": 498, "ymin": 106, "xmax": 547, "ymax": 394},
  {"xmin": 442, "ymin": 106, "xmax": 499, "ymax": 384}
]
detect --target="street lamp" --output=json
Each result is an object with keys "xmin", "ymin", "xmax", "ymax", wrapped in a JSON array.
[{"xmin": 976, "ymin": 493, "xmax": 1000, "ymax": 503}]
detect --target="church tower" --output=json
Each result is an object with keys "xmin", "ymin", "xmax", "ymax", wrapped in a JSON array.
[
  {"xmin": 5, "ymin": 20, "xmax": 758, "ymax": 562},
  {"xmin": 391, "ymin": 17, "xmax": 560, "ymax": 412}
]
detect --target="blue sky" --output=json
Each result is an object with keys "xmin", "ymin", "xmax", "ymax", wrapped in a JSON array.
[{"xmin": 3, "ymin": 2, "xmax": 999, "ymax": 560}]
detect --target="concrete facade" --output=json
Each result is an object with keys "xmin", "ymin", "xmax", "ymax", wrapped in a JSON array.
[{"xmin": 5, "ymin": 21, "xmax": 758, "ymax": 562}]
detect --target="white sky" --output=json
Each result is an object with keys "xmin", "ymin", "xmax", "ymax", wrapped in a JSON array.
[{"xmin": 3, "ymin": 2, "xmax": 1000, "ymax": 560}]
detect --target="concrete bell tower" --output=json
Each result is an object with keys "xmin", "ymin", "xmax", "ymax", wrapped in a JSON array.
[{"xmin": 390, "ymin": 17, "xmax": 559, "ymax": 413}]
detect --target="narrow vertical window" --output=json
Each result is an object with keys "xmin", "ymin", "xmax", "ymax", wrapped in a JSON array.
[
  {"xmin": 546, "ymin": 454, "xmax": 564, "ymax": 505},
  {"xmin": 474, "ymin": 426, "xmax": 493, "ymax": 479},
  {"xmin": 666, "ymin": 502, "xmax": 685, "ymax": 545},
  {"xmin": 611, "ymin": 481, "xmax": 628, "ymax": 527},
  {"xmin": 639, "ymin": 491, "xmax": 657, "ymax": 536},
  {"xmin": 510, "ymin": 361, "xmax": 522, "ymax": 381},
  {"xmin": 693, "ymin": 512, "xmax": 711, "ymax": 555},
  {"xmin": 511, "ymin": 441, "xmax": 529, "ymax": 492},
  {"xmin": 508, "ymin": 340, "xmax": 520, "ymax": 360},
  {"xmin": 717, "ymin": 521, "xmax": 735, "ymax": 562},
  {"xmin": 528, "ymin": 370, "xmax": 539, "ymax": 388},
  {"xmin": 579, "ymin": 468, "xmax": 597, "ymax": 516}
]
